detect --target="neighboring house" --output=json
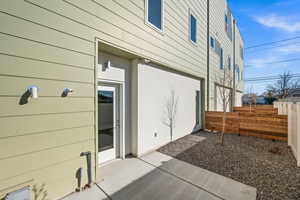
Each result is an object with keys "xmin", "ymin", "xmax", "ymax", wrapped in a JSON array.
[
  {"xmin": 0, "ymin": 0, "xmax": 244, "ymax": 199},
  {"xmin": 277, "ymin": 97, "xmax": 300, "ymax": 102},
  {"xmin": 242, "ymin": 94, "xmax": 267, "ymax": 105},
  {"xmin": 242, "ymin": 94, "xmax": 251, "ymax": 105},
  {"xmin": 256, "ymin": 96, "xmax": 267, "ymax": 104},
  {"xmin": 288, "ymin": 88, "xmax": 300, "ymax": 97}
]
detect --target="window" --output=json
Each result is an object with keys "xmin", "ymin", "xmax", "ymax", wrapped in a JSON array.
[
  {"xmin": 214, "ymin": 39, "xmax": 221, "ymax": 54},
  {"xmin": 225, "ymin": 9, "xmax": 233, "ymax": 40},
  {"xmin": 240, "ymin": 46, "xmax": 244, "ymax": 59},
  {"xmin": 189, "ymin": 11, "xmax": 197, "ymax": 43},
  {"xmin": 228, "ymin": 56, "xmax": 231, "ymax": 69},
  {"xmin": 145, "ymin": 0, "xmax": 163, "ymax": 31},
  {"xmin": 220, "ymin": 48, "xmax": 224, "ymax": 69},
  {"xmin": 210, "ymin": 37, "xmax": 215, "ymax": 48},
  {"xmin": 213, "ymin": 39, "xmax": 224, "ymax": 70},
  {"xmin": 241, "ymin": 69, "xmax": 243, "ymax": 80},
  {"xmin": 236, "ymin": 65, "xmax": 240, "ymax": 81},
  {"xmin": 225, "ymin": 14, "xmax": 228, "ymax": 32}
]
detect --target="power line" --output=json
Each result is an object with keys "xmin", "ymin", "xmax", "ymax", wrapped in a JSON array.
[
  {"xmin": 245, "ymin": 74, "xmax": 300, "ymax": 82},
  {"xmin": 245, "ymin": 73, "xmax": 300, "ymax": 80},
  {"xmin": 245, "ymin": 58, "xmax": 300, "ymax": 68},
  {"xmin": 246, "ymin": 82, "xmax": 278, "ymax": 85},
  {"xmin": 245, "ymin": 36, "xmax": 300, "ymax": 49},
  {"xmin": 246, "ymin": 77, "xmax": 300, "ymax": 82},
  {"xmin": 245, "ymin": 41, "xmax": 300, "ymax": 53},
  {"xmin": 246, "ymin": 75, "xmax": 300, "ymax": 82}
]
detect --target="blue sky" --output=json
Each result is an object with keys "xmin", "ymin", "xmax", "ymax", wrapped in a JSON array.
[{"xmin": 228, "ymin": 0, "xmax": 300, "ymax": 94}]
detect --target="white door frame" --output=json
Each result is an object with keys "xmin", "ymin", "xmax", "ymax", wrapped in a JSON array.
[
  {"xmin": 98, "ymin": 85, "xmax": 117, "ymax": 164},
  {"xmin": 98, "ymin": 81, "xmax": 125, "ymax": 165}
]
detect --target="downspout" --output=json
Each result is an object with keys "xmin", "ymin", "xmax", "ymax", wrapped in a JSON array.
[
  {"xmin": 81, "ymin": 151, "xmax": 92, "ymax": 188},
  {"xmin": 206, "ymin": 0, "xmax": 210, "ymax": 111},
  {"xmin": 232, "ymin": 19, "xmax": 236, "ymax": 110}
]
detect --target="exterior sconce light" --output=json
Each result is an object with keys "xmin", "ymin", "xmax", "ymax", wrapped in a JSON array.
[
  {"xmin": 27, "ymin": 85, "xmax": 39, "ymax": 99},
  {"xmin": 103, "ymin": 60, "xmax": 111, "ymax": 71},
  {"xmin": 62, "ymin": 88, "xmax": 73, "ymax": 97},
  {"xmin": 141, "ymin": 58, "xmax": 151, "ymax": 64}
]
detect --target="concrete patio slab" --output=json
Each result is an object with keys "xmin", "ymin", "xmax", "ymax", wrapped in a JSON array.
[
  {"xmin": 60, "ymin": 185, "xmax": 107, "ymax": 200},
  {"xmin": 97, "ymin": 156, "xmax": 220, "ymax": 200},
  {"xmin": 62, "ymin": 151, "xmax": 256, "ymax": 200},
  {"xmin": 140, "ymin": 151, "xmax": 257, "ymax": 200},
  {"xmin": 97, "ymin": 157, "xmax": 156, "ymax": 196}
]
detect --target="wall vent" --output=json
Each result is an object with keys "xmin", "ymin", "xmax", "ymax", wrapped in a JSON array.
[{"xmin": 5, "ymin": 187, "xmax": 30, "ymax": 200}]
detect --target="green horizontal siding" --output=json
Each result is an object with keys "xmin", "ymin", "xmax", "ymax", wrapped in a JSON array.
[
  {"xmin": 0, "ymin": 0, "xmax": 241, "ymax": 199},
  {"xmin": 0, "ymin": 0, "xmax": 96, "ymax": 199}
]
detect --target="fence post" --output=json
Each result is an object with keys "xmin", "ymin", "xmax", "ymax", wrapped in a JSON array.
[
  {"xmin": 297, "ymin": 103, "xmax": 300, "ymax": 167},
  {"xmin": 237, "ymin": 111, "xmax": 240, "ymax": 135},
  {"xmin": 277, "ymin": 102, "xmax": 282, "ymax": 114},
  {"xmin": 288, "ymin": 103, "xmax": 293, "ymax": 147}
]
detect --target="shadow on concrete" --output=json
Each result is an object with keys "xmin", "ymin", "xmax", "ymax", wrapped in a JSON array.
[
  {"xmin": 99, "ymin": 159, "xmax": 221, "ymax": 200},
  {"xmin": 97, "ymin": 149, "xmax": 256, "ymax": 200}
]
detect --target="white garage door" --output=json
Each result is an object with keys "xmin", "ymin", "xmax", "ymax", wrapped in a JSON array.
[
  {"xmin": 137, "ymin": 63, "xmax": 202, "ymax": 155},
  {"xmin": 235, "ymin": 92, "xmax": 243, "ymax": 107},
  {"xmin": 215, "ymin": 85, "xmax": 231, "ymax": 112}
]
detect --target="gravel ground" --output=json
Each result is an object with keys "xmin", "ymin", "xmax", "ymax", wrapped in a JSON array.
[{"xmin": 158, "ymin": 132, "xmax": 300, "ymax": 200}]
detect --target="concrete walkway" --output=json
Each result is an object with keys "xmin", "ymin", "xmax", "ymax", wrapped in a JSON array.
[{"xmin": 62, "ymin": 152, "xmax": 256, "ymax": 200}]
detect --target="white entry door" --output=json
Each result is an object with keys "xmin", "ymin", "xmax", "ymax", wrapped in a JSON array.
[{"xmin": 98, "ymin": 85, "xmax": 120, "ymax": 164}]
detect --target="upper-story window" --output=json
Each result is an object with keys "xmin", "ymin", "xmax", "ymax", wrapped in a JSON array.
[
  {"xmin": 240, "ymin": 45, "xmax": 244, "ymax": 60},
  {"xmin": 189, "ymin": 10, "xmax": 197, "ymax": 43},
  {"xmin": 225, "ymin": 14, "xmax": 228, "ymax": 31},
  {"xmin": 220, "ymin": 48, "xmax": 224, "ymax": 69},
  {"xmin": 210, "ymin": 37, "xmax": 215, "ymax": 48},
  {"xmin": 236, "ymin": 65, "xmax": 240, "ymax": 81},
  {"xmin": 213, "ymin": 39, "xmax": 224, "ymax": 70},
  {"xmin": 225, "ymin": 9, "xmax": 233, "ymax": 40},
  {"xmin": 228, "ymin": 56, "xmax": 231, "ymax": 70},
  {"xmin": 145, "ymin": 0, "xmax": 164, "ymax": 32},
  {"xmin": 241, "ymin": 69, "xmax": 243, "ymax": 80}
]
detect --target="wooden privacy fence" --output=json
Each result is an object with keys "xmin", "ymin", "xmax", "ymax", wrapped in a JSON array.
[
  {"xmin": 233, "ymin": 105, "xmax": 278, "ymax": 115},
  {"xmin": 205, "ymin": 112, "xmax": 239, "ymax": 133},
  {"xmin": 205, "ymin": 107, "xmax": 288, "ymax": 141}
]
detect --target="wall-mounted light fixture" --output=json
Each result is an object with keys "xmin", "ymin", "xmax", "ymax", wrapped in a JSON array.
[
  {"xmin": 102, "ymin": 60, "xmax": 111, "ymax": 71},
  {"xmin": 62, "ymin": 88, "xmax": 73, "ymax": 97},
  {"xmin": 27, "ymin": 85, "xmax": 39, "ymax": 99},
  {"xmin": 141, "ymin": 58, "xmax": 151, "ymax": 64}
]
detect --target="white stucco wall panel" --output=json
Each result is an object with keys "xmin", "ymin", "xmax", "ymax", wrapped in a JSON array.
[
  {"xmin": 215, "ymin": 85, "xmax": 231, "ymax": 112},
  {"xmin": 236, "ymin": 91, "xmax": 243, "ymax": 107},
  {"xmin": 137, "ymin": 63, "xmax": 201, "ymax": 155}
]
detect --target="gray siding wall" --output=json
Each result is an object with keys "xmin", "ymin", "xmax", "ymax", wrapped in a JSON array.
[
  {"xmin": 0, "ymin": 0, "xmax": 208, "ymax": 199},
  {"xmin": 235, "ymin": 28, "xmax": 245, "ymax": 92},
  {"xmin": 208, "ymin": 0, "xmax": 244, "ymax": 111}
]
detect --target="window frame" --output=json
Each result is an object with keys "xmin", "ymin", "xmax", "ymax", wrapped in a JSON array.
[
  {"xmin": 220, "ymin": 48, "xmax": 224, "ymax": 69},
  {"xmin": 210, "ymin": 37, "xmax": 215, "ymax": 48},
  {"xmin": 236, "ymin": 66, "xmax": 240, "ymax": 81},
  {"xmin": 225, "ymin": 10, "xmax": 233, "ymax": 41},
  {"xmin": 227, "ymin": 56, "xmax": 231, "ymax": 70},
  {"xmin": 145, "ymin": 0, "xmax": 164, "ymax": 33},
  {"xmin": 240, "ymin": 45, "xmax": 244, "ymax": 60},
  {"xmin": 241, "ymin": 69, "xmax": 243, "ymax": 80},
  {"xmin": 189, "ymin": 8, "xmax": 197, "ymax": 45},
  {"xmin": 225, "ymin": 14, "xmax": 228, "ymax": 32}
]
